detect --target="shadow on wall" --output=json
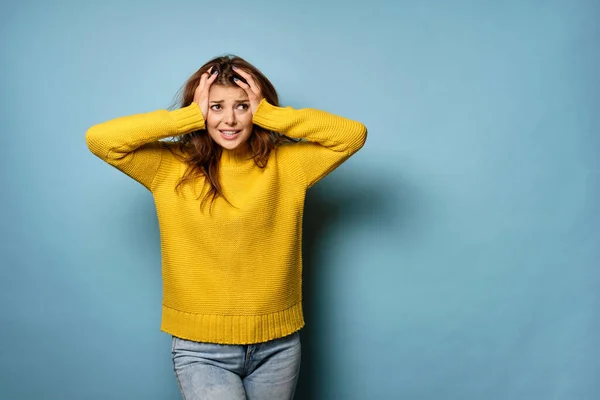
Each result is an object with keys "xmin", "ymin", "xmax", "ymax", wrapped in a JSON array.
[{"xmin": 294, "ymin": 171, "xmax": 405, "ymax": 400}]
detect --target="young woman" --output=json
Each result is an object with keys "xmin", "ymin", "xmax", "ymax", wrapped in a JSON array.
[{"xmin": 86, "ymin": 54, "xmax": 367, "ymax": 399}]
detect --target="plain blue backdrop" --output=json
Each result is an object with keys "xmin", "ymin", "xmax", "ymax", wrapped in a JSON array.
[{"xmin": 1, "ymin": 0, "xmax": 598, "ymax": 399}]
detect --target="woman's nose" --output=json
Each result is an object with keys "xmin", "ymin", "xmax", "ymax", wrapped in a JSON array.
[{"xmin": 223, "ymin": 109, "xmax": 236, "ymax": 125}]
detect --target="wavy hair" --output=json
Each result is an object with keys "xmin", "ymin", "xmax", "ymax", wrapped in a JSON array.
[{"xmin": 168, "ymin": 54, "xmax": 295, "ymax": 211}]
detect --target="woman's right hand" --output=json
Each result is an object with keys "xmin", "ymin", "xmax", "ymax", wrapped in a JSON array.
[{"xmin": 193, "ymin": 67, "xmax": 218, "ymax": 119}]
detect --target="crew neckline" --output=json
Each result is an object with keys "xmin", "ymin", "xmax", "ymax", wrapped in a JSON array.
[{"xmin": 220, "ymin": 147, "xmax": 255, "ymax": 167}]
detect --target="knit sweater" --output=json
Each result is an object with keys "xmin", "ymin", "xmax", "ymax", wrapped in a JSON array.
[{"xmin": 86, "ymin": 98, "xmax": 367, "ymax": 344}]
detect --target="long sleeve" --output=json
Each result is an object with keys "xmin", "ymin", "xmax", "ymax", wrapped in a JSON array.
[
  {"xmin": 252, "ymin": 99, "xmax": 367, "ymax": 188},
  {"xmin": 85, "ymin": 102, "xmax": 205, "ymax": 190}
]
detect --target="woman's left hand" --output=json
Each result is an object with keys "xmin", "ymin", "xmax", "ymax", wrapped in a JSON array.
[{"xmin": 232, "ymin": 66, "xmax": 263, "ymax": 114}]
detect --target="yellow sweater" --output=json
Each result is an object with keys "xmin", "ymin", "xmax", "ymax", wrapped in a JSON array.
[{"xmin": 86, "ymin": 99, "xmax": 367, "ymax": 344}]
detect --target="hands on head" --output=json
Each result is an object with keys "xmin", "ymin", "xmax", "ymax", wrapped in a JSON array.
[
  {"xmin": 193, "ymin": 66, "xmax": 219, "ymax": 118},
  {"xmin": 193, "ymin": 66, "xmax": 263, "ymax": 119},
  {"xmin": 230, "ymin": 66, "xmax": 263, "ymax": 114}
]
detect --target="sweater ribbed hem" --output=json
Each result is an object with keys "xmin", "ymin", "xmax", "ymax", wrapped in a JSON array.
[{"xmin": 160, "ymin": 301, "xmax": 305, "ymax": 345}]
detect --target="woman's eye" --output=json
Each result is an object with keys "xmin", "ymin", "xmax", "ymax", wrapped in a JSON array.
[
  {"xmin": 237, "ymin": 103, "xmax": 249, "ymax": 110},
  {"xmin": 210, "ymin": 104, "xmax": 221, "ymax": 110}
]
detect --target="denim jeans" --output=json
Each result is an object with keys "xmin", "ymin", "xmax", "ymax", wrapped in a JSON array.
[{"xmin": 171, "ymin": 331, "xmax": 301, "ymax": 400}]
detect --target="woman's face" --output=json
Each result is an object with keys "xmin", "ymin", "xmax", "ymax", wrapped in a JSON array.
[{"xmin": 206, "ymin": 84, "xmax": 253, "ymax": 151}]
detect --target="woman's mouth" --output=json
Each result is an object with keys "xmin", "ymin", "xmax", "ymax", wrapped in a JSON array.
[{"xmin": 219, "ymin": 130, "xmax": 241, "ymax": 140}]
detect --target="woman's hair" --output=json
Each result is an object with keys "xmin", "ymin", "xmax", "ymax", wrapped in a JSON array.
[{"xmin": 168, "ymin": 54, "xmax": 295, "ymax": 210}]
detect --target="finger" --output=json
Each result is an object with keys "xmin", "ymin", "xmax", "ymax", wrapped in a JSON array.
[
  {"xmin": 236, "ymin": 69, "xmax": 260, "ymax": 94},
  {"xmin": 233, "ymin": 67, "xmax": 260, "ymax": 94},
  {"xmin": 208, "ymin": 68, "xmax": 219, "ymax": 83},
  {"xmin": 203, "ymin": 67, "xmax": 219, "ymax": 85},
  {"xmin": 233, "ymin": 76, "xmax": 252, "ymax": 93},
  {"xmin": 198, "ymin": 72, "xmax": 209, "ymax": 91},
  {"xmin": 199, "ymin": 71, "xmax": 216, "ymax": 93}
]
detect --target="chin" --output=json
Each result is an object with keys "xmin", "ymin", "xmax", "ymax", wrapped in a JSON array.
[{"xmin": 216, "ymin": 137, "xmax": 238, "ymax": 147}]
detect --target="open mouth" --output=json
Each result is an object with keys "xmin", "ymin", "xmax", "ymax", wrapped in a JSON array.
[{"xmin": 219, "ymin": 130, "xmax": 241, "ymax": 140}]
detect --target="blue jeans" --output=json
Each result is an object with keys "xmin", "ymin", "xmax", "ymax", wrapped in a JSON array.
[{"xmin": 171, "ymin": 332, "xmax": 301, "ymax": 399}]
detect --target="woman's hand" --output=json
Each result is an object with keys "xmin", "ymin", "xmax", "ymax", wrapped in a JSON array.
[
  {"xmin": 193, "ymin": 67, "xmax": 219, "ymax": 118},
  {"xmin": 232, "ymin": 66, "xmax": 263, "ymax": 114}
]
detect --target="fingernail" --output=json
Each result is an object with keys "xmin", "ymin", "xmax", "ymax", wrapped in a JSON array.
[
  {"xmin": 212, "ymin": 68, "xmax": 218, "ymax": 75},
  {"xmin": 232, "ymin": 66, "xmax": 238, "ymax": 70},
  {"xmin": 233, "ymin": 77, "xmax": 239, "ymax": 81}
]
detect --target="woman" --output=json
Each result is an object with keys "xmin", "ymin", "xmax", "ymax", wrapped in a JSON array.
[{"xmin": 86, "ymin": 54, "xmax": 367, "ymax": 399}]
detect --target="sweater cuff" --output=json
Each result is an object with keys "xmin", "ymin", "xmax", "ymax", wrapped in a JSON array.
[
  {"xmin": 170, "ymin": 102, "xmax": 205, "ymax": 134},
  {"xmin": 252, "ymin": 99, "xmax": 297, "ymax": 135}
]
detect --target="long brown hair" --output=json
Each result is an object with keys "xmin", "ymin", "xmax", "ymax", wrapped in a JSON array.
[{"xmin": 168, "ymin": 54, "xmax": 295, "ymax": 210}]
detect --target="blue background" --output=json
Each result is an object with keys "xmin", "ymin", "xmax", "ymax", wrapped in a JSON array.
[{"xmin": 1, "ymin": 0, "xmax": 599, "ymax": 399}]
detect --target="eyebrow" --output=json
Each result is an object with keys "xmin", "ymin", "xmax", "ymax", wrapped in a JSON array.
[{"xmin": 209, "ymin": 99, "xmax": 250, "ymax": 103}]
